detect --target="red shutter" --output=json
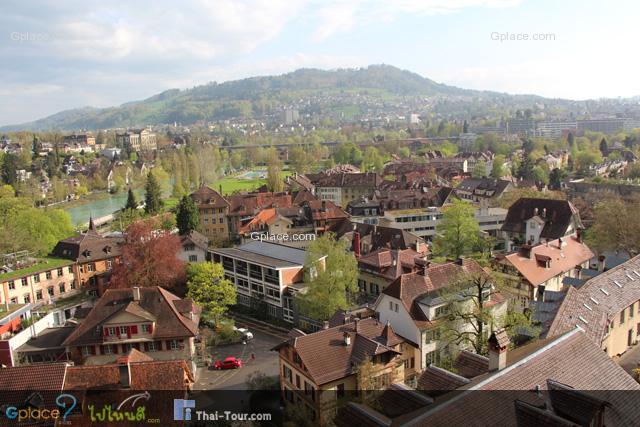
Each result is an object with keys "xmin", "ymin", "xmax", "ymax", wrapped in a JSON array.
[
  {"xmin": 99, "ymin": 346, "xmax": 105, "ymax": 355},
  {"xmin": 90, "ymin": 346, "xmax": 96, "ymax": 355},
  {"xmin": 126, "ymin": 326, "xmax": 131, "ymax": 338},
  {"xmin": 131, "ymin": 325, "xmax": 138, "ymax": 334},
  {"xmin": 148, "ymin": 324, "xmax": 153, "ymax": 334},
  {"xmin": 103, "ymin": 328, "xmax": 108, "ymax": 337}
]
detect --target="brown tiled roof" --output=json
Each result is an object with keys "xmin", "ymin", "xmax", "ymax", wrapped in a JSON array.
[
  {"xmin": 63, "ymin": 286, "xmax": 199, "ymax": 347},
  {"xmin": 500, "ymin": 236, "xmax": 594, "ymax": 287},
  {"xmin": 190, "ymin": 185, "xmax": 229, "ymax": 208},
  {"xmin": 115, "ymin": 348, "xmax": 154, "ymax": 364},
  {"xmin": 0, "ymin": 363, "xmax": 67, "ymax": 390},
  {"xmin": 501, "ymin": 198, "xmax": 582, "ymax": 239},
  {"xmin": 417, "ymin": 365, "xmax": 470, "ymax": 396},
  {"xmin": 227, "ymin": 191, "xmax": 292, "ymax": 216},
  {"xmin": 546, "ymin": 255, "xmax": 640, "ymax": 344},
  {"xmin": 65, "ymin": 360, "xmax": 193, "ymax": 390},
  {"xmin": 303, "ymin": 200, "xmax": 349, "ymax": 221},
  {"xmin": 307, "ymin": 172, "xmax": 382, "ymax": 188},
  {"xmin": 273, "ymin": 317, "xmax": 403, "ymax": 385},
  {"xmin": 52, "ymin": 231, "xmax": 123, "ymax": 263},
  {"xmin": 402, "ymin": 329, "xmax": 640, "ymax": 427},
  {"xmin": 180, "ymin": 229, "xmax": 209, "ymax": 250},
  {"xmin": 358, "ymin": 248, "xmax": 422, "ymax": 280},
  {"xmin": 454, "ymin": 350, "xmax": 489, "ymax": 379},
  {"xmin": 293, "ymin": 188, "xmax": 317, "ymax": 205},
  {"xmin": 456, "ymin": 178, "xmax": 512, "ymax": 198},
  {"xmin": 330, "ymin": 220, "xmax": 427, "ymax": 254}
]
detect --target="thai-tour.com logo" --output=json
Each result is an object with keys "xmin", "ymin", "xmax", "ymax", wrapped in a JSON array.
[
  {"xmin": 173, "ymin": 399, "xmax": 272, "ymax": 422},
  {"xmin": 3, "ymin": 393, "xmax": 77, "ymax": 422}
]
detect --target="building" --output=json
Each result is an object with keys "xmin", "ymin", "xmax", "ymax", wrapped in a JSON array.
[
  {"xmin": 374, "ymin": 259, "xmax": 506, "ymax": 371},
  {"xmin": 272, "ymin": 316, "xmax": 413, "ymax": 425},
  {"xmin": 51, "ymin": 222, "xmax": 123, "ymax": 291},
  {"xmin": 544, "ymin": 255, "xmax": 640, "ymax": 357},
  {"xmin": 116, "ymin": 129, "xmax": 157, "ymax": 152},
  {"xmin": 577, "ymin": 118, "xmax": 625, "ymax": 134},
  {"xmin": 189, "ymin": 185, "xmax": 230, "ymax": 243},
  {"xmin": 307, "ymin": 173, "xmax": 382, "ymax": 208},
  {"xmin": 63, "ymin": 132, "xmax": 96, "ymax": 146},
  {"xmin": 535, "ymin": 121, "xmax": 577, "ymax": 139},
  {"xmin": 455, "ymin": 178, "xmax": 513, "ymax": 202},
  {"xmin": 330, "ymin": 220, "xmax": 429, "ymax": 257},
  {"xmin": 178, "ymin": 230, "xmax": 209, "ymax": 263},
  {"xmin": 494, "ymin": 235, "xmax": 594, "ymax": 306},
  {"xmin": 500, "ymin": 198, "xmax": 583, "ymax": 251},
  {"xmin": 0, "ymin": 258, "xmax": 77, "ymax": 306},
  {"xmin": 210, "ymin": 241, "xmax": 325, "ymax": 323},
  {"xmin": 346, "ymin": 198, "xmax": 383, "ymax": 225},
  {"xmin": 62, "ymin": 286, "xmax": 200, "ymax": 365},
  {"xmin": 357, "ymin": 248, "xmax": 424, "ymax": 298},
  {"xmin": 226, "ymin": 191, "xmax": 293, "ymax": 237},
  {"xmin": 506, "ymin": 118, "xmax": 535, "ymax": 136}
]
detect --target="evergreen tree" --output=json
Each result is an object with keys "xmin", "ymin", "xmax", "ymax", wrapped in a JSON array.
[
  {"xmin": 1, "ymin": 153, "xmax": 18, "ymax": 186},
  {"xmin": 144, "ymin": 171, "xmax": 164, "ymax": 215},
  {"xmin": 567, "ymin": 132, "xmax": 574, "ymax": 148},
  {"xmin": 463, "ymin": 120, "xmax": 469, "ymax": 133},
  {"xmin": 549, "ymin": 168, "xmax": 565, "ymax": 190},
  {"xmin": 176, "ymin": 195, "xmax": 200, "ymax": 235},
  {"xmin": 599, "ymin": 137, "xmax": 609, "ymax": 157},
  {"xmin": 124, "ymin": 188, "xmax": 137, "ymax": 210},
  {"xmin": 517, "ymin": 155, "xmax": 535, "ymax": 180}
]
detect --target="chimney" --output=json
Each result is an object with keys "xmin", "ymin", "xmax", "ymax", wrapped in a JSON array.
[
  {"xmin": 132, "ymin": 287, "xmax": 140, "ymax": 301},
  {"xmin": 533, "ymin": 207, "xmax": 538, "ymax": 216},
  {"xmin": 488, "ymin": 328, "xmax": 510, "ymax": 371},
  {"xmin": 322, "ymin": 321, "xmax": 329, "ymax": 330},
  {"xmin": 542, "ymin": 208, "xmax": 547, "ymax": 218},
  {"xmin": 415, "ymin": 257, "xmax": 429, "ymax": 276},
  {"xmin": 353, "ymin": 232, "xmax": 361, "ymax": 258},
  {"xmin": 519, "ymin": 244, "xmax": 533, "ymax": 259},
  {"xmin": 576, "ymin": 228, "xmax": 583, "ymax": 243},
  {"xmin": 119, "ymin": 362, "xmax": 131, "ymax": 388},
  {"xmin": 343, "ymin": 332, "xmax": 351, "ymax": 346},
  {"xmin": 598, "ymin": 255, "xmax": 606, "ymax": 272},
  {"xmin": 576, "ymin": 265, "xmax": 583, "ymax": 279},
  {"xmin": 354, "ymin": 318, "xmax": 360, "ymax": 333}
]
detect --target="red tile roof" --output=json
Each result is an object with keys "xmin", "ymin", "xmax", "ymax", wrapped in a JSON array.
[{"xmin": 0, "ymin": 363, "xmax": 67, "ymax": 390}]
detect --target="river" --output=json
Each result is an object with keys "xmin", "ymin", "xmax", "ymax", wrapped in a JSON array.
[{"xmin": 64, "ymin": 189, "xmax": 144, "ymax": 225}]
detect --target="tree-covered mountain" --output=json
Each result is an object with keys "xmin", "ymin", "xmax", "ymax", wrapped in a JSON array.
[{"xmin": 2, "ymin": 65, "xmax": 541, "ymax": 131}]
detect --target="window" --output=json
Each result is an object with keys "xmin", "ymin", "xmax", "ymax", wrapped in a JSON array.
[
  {"xmin": 45, "ymin": 271, "xmax": 52, "ymax": 280},
  {"xmin": 68, "ymin": 266, "xmax": 73, "ymax": 274},
  {"xmin": 107, "ymin": 260, "xmax": 113, "ymax": 269},
  {"xmin": 394, "ymin": 303, "xmax": 399, "ymax": 313},
  {"xmin": 21, "ymin": 278, "xmax": 27, "ymax": 287},
  {"xmin": 87, "ymin": 263, "xmax": 95, "ymax": 272},
  {"xmin": 141, "ymin": 324, "xmax": 151, "ymax": 333},
  {"xmin": 104, "ymin": 345, "xmax": 112, "ymax": 355},
  {"xmin": 33, "ymin": 274, "xmax": 40, "ymax": 283},
  {"xmin": 47, "ymin": 286, "xmax": 54, "ymax": 296},
  {"xmin": 621, "ymin": 310, "xmax": 626, "ymax": 324},
  {"xmin": 10, "ymin": 297, "xmax": 18, "ymax": 304},
  {"xmin": 35, "ymin": 291, "xmax": 42, "ymax": 300},
  {"xmin": 304, "ymin": 382, "xmax": 316, "ymax": 402},
  {"xmin": 59, "ymin": 283, "xmax": 65, "ymax": 293},
  {"xmin": 296, "ymin": 375, "xmax": 301, "ymax": 388},
  {"xmin": 219, "ymin": 217, "xmax": 224, "ymax": 223},
  {"xmin": 8, "ymin": 281, "xmax": 15, "ymax": 290},
  {"xmin": 188, "ymin": 255, "xmax": 198, "ymax": 262},
  {"xmin": 211, "ymin": 218, "xmax": 216, "ymax": 224},
  {"xmin": 389, "ymin": 301, "xmax": 393, "ymax": 310},
  {"xmin": 82, "ymin": 346, "xmax": 92, "ymax": 356},
  {"xmin": 119, "ymin": 326, "xmax": 127, "ymax": 335},
  {"xmin": 370, "ymin": 283, "xmax": 379, "ymax": 295},
  {"xmin": 435, "ymin": 305, "xmax": 449, "ymax": 318},
  {"xmin": 358, "ymin": 279, "xmax": 366, "ymax": 293},
  {"xmin": 70, "ymin": 282, "xmax": 76, "ymax": 290},
  {"xmin": 170, "ymin": 339, "xmax": 179, "ymax": 350},
  {"xmin": 148, "ymin": 341, "xmax": 157, "ymax": 351},
  {"xmin": 632, "ymin": 304, "xmax": 636, "ymax": 319},
  {"xmin": 336, "ymin": 383, "xmax": 345, "ymax": 399},
  {"xmin": 283, "ymin": 365, "xmax": 292, "ymax": 383},
  {"xmin": 108, "ymin": 327, "xmax": 116, "ymax": 336},
  {"xmin": 57, "ymin": 268, "xmax": 64, "ymax": 277}
]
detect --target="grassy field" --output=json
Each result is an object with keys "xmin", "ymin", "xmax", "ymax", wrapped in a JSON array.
[{"xmin": 209, "ymin": 170, "xmax": 293, "ymax": 195}]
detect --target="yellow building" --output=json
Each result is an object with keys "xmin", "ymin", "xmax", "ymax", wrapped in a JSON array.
[{"xmin": 190, "ymin": 185, "xmax": 230, "ymax": 244}]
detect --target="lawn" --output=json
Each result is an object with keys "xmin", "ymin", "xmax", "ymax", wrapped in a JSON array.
[{"xmin": 209, "ymin": 169, "xmax": 293, "ymax": 196}]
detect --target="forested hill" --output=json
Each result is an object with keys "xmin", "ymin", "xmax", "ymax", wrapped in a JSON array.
[{"xmin": 2, "ymin": 64, "xmax": 535, "ymax": 131}]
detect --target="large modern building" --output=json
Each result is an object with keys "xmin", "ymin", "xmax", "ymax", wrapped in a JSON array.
[
  {"xmin": 210, "ymin": 241, "xmax": 326, "ymax": 323},
  {"xmin": 577, "ymin": 118, "xmax": 625, "ymax": 134}
]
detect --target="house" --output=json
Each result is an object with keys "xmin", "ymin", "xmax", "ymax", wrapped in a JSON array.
[
  {"xmin": 0, "ymin": 257, "xmax": 77, "ymax": 305},
  {"xmin": 501, "ymin": 198, "xmax": 583, "ymax": 251},
  {"xmin": 51, "ymin": 221, "xmax": 123, "ymax": 292},
  {"xmin": 330, "ymin": 220, "xmax": 428, "ymax": 257},
  {"xmin": 374, "ymin": 258, "xmax": 506, "ymax": 371},
  {"xmin": 494, "ymin": 235, "xmax": 594, "ymax": 307},
  {"xmin": 62, "ymin": 286, "xmax": 200, "ymax": 366},
  {"xmin": 389, "ymin": 328, "xmax": 640, "ymax": 426},
  {"xmin": 300, "ymin": 200, "xmax": 349, "ymax": 234},
  {"xmin": 307, "ymin": 172, "xmax": 382, "ymax": 208},
  {"xmin": 189, "ymin": 185, "xmax": 230, "ymax": 244},
  {"xmin": 346, "ymin": 197, "xmax": 383, "ymax": 225},
  {"xmin": 178, "ymin": 230, "xmax": 209, "ymax": 263},
  {"xmin": 272, "ymin": 316, "xmax": 414, "ymax": 425},
  {"xmin": 116, "ymin": 129, "xmax": 157, "ymax": 152},
  {"xmin": 357, "ymin": 248, "xmax": 424, "ymax": 298},
  {"xmin": 210, "ymin": 241, "xmax": 326, "ymax": 324},
  {"xmin": 543, "ymin": 255, "xmax": 640, "ymax": 357},
  {"xmin": 455, "ymin": 178, "xmax": 513, "ymax": 202},
  {"xmin": 226, "ymin": 191, "xmax": 293, "ymax": 238},
  {"xmin": 63, "ymin": 132, "xmax": 96, "ymax": 147}
]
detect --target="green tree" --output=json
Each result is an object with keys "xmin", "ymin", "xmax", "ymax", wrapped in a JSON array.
[
  {"xmin": 266, "ymin": 158, "xmax": 284, "ymax": 192},
  {"xmin": 362, "ymin": 147, "xmax": 384, "ymax": 173},
  {"xmin": 517, "ymin": 155, "xmax": 535, "ymax": 180},
  {"xmin": 124, "ymin": 188, "xmax": 137, "ymax": 210},
  {"xmin": 1, "ymin": 153, "xmax": 18, "ymax": 186},
  {"xmin": 491, "ymin": 155, "xmax": 505, "ymax": 179},
  {"xmin": 296, "ymin": 234, "xmax": 358, "ymax": 321},
  {"xmin": 176, "ymin": 195, "xmax": 200, "ymax": 235},
  {"xmin": 187, "ymin": 262, "xmax": 236, "ymax": 325},
  {"xmin": 434, "ymin": 199, "xmax": 480, "ymax": 259},
  {"xmin": 144, "ymin": 171, "xmax": 164, "ymax": 215},
  {"xmin": 472, "ymin": 160, "xmax": 488, "ymax": 178},
  {"xmin": 587, "ymin": 195, "xmax": 640, "ymax": 255},
  {"xmin": 599, "ymin": 137, "xmax": 609, "ymax": 157},
  {"xmin": 548, "ymin": 168, "xmax": 565, "ymax": 190}
]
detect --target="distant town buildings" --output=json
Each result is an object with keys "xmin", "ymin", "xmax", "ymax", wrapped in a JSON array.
[{"xmin": 116, "ymin": 129, "xmax": 157, "ymax": 151}]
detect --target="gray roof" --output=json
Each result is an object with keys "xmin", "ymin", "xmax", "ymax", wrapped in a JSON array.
[{"xmin": 211, "ymin": 241, "xmax": 310, "ymax": 268}]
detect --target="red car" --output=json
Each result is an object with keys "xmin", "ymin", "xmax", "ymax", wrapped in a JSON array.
[{"xmin": 213, "ymin": 356, "xmax": 242, "ymax": 370}]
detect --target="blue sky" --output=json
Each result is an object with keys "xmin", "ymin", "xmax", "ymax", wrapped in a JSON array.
[{"xmin": 2, "ymin": 0, "xmax": 639, "ymax": 125}]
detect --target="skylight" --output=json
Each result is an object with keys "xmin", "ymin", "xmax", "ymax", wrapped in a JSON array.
[
  {"xmin": 600, "ymin": 288, "xmax": 610, "ymax": 296},
  {"xmin": 583, "ymin": 303, "xmax": 592, "ymax": 311},
  {"xmin": 614, "ymin": 280, "xmax": 623, "ymax": 288},
  {"xmin": 578, "ymin": 315, "xmax": 588, "ymax": 324},
  {"xmin": 589, "ymin": 297, "xmax": 599, "ymax": 305},
  {"xmin": 626, "ymin": 272, "xmax": 635, "ymax": 281}
]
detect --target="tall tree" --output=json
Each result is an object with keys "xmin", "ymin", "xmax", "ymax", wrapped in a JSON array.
[
  {"xmin": 124, "ymin": 188, "xmax": 137, "ymax": 211},
  {"xmin": 463, "ymin": 120, "xmax": 469, "ymax": 133},
  {"xmin": 490, "ymin": 155, "xmax": 505, "ymax": 179},
  {"xmin": 434, "ymin": 199, "xmax": 480, "ymax": 259},
  {"xmin": 472, "ymin": 160, "xmax": 488, "ymax": 178},
  {"xmin": 517, "ymin": 155, "xmax": 535, "ymax": 180},
  {"xmin": 587, "ymin": 195, "xmax": 640, "ymax": 255},
  {"xmin": 1, "ymin": 153, "xmax": 18, "ymax": 186},
  {"xmin": 295, "ymin": 234, "xmax": 358, "ymax": 321},
  {"xmin": 599, "ymin": 137, "xmax": 609, "ymax": 157},
  {"xmin": 109, "ymin": 219, "xmax": 186, "ymax": 291},
  {"xmin": 186, "ymin": 262, "xmax": 236, "ymax": 325},
  {"xmin": 266, "ymin": 157, "xmax": 284, "ymax": 192},
  {"xmin": 144, "ymin": 171, "xmax": 164, "ymax": 215},
  {"xmin": 176, "ymin": 195, "xmax": 200, "ymax": 235},
  {"xmin": 567, "ymin": 132, "xmax": 574, "ymax": 148},
  {"xmin": 548, "ymin": 168, "xmax": 565, "ymax": 190}
]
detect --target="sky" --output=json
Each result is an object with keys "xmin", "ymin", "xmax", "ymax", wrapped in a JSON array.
[{"xmin": 2, "ymin": 0, "xmax": 639, "ymax": 126}]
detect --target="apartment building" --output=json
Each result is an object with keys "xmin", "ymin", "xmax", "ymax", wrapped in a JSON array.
[
  {"xmin": 51, "ymin": 223, "xmax": 123, "ymax": 291},
  {"xmin": 116, "ymin": 129, "xmax": 157, "ymax": 152},
  {"xmin": 189, "ymin": 185, "xmax": 230, "ymax": 243},
  {"xmin": 210, "ymin": 241, "xmax": 325, "ymax": 323},
  {"xmin": 535, "ymin": 121, "xmax": 577, "ymax": 139},
  {"xmin": 273, "ymin": 316, "xmax": 414, "ymax": 425},
  {"xmin": 0, "ymin": 258, "xmax": 77, "ymax": 306},
  {"xmin": 63, "ymin": 286, "xmax": 200, "ymax": 365},
  {"xmin": 63, "ymin": 132, "xmax": 95, "ymax": 147},
  {"xmin": 455, "ymin": 178, "xmax": 513, "ymax": 202},
  {"xmin": 307, "ymin": 172, "xmax": 381, "ymax": 208}
]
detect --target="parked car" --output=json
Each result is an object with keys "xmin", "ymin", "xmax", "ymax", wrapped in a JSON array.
[
  {"xmin": 213, "ymin": 357, "xmax": 242, "ymax": 370},
  {"xmin": 234, "ymin": 327, "xmax": 254, "ymax": 340}
]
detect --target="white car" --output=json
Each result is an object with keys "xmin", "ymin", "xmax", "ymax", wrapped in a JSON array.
[{"xmin": 234, "ymin": 327, "xmax": 254, "ymax": 340}]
